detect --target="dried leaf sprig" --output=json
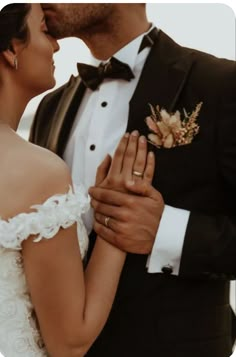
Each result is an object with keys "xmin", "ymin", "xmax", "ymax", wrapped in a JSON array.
[{"xmin": 145, "ymin": 102, "xmax": 203, "ymax": 149}]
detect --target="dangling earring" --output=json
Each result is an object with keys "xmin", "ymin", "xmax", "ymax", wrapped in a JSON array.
[{"xmin": 13, "ymin": 57, "xmax": 18, "ymax": 70}]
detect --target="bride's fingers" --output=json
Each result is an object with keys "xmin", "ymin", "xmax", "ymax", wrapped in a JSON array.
[
  {"xmin": 122, "ymin": 130, "xmax": 139, "ymax": 178},
  {"xmin": 131, "ymin": 135, "xmax": 147, "ymax": 180},
  {"xmin": 95, "ymin": 154, "xmax": 112, "ymax": 186},
  {"xmin": 108, "ymin": 133, "xmax": 129, "ymax": 176},
  {"xmin": 143, "ymin": 151, "xmax": 155, "ymax": 183}
]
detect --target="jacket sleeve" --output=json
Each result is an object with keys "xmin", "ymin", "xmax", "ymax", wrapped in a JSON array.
[{"xmin": 180, "ymin": 62, "xmax": 236, "ymax": 279}]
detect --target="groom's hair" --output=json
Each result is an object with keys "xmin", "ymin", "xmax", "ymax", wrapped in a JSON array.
[{"xmin": 0, "ymin": 3, "xmax": 31, "ymax": 52}]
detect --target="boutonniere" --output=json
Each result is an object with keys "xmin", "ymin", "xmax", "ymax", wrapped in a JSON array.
[{"xmin": 145, "ymin": 102, "xmax": 203, "ymax": 149}]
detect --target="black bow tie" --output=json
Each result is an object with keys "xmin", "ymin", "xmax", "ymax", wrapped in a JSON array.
[
  {"xmin": 77, "ymin": 57, "xmax": 134, "ymax": 90},
  {"xmin": 77, "ymin": 27, "xmax": 159, "ymax": 91}
]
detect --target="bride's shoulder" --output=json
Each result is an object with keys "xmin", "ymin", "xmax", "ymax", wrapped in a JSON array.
[
  {"xmin": 21, "ymin": 140, "xmax": 71, "ymax": 190},
  {"xmin": 0, "ymin": 138, "xmax": 73, "ymax": 219},
  {"xmin": 26, "ymin": 141, "xmax": 70, "ymax": 181}
]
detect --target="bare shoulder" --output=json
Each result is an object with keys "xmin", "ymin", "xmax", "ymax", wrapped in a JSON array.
[
  {"xmin": 0, "ymin": 134, "xmax": 72, "ymax": 218},
  {"xmin": 21, "ymin": 140, "xmax": 72, "ymax": 200}
]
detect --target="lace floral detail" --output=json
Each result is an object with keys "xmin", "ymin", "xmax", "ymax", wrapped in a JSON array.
[
  {"xmin": 0, "ymin": 185, "xmax": 90, "ymax": 356},
  {"xmin": 0, "ymin": 185, "xmax": 90, "ymax": 252}
]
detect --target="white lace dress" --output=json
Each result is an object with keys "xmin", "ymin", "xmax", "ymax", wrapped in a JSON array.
[{"xmin": 0, "ymin": 186, "xmax": 90, "ymax": 357}]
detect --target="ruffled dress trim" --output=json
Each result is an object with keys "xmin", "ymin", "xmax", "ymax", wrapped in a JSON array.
[{"xmin": 0, "ymin": 185, "xmax": 90, "ymax": 251}]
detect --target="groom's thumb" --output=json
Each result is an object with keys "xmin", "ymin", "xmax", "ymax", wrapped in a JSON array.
[{"xmin": 125, "ymin": 180, "xmax": 162, "ymax": 201}]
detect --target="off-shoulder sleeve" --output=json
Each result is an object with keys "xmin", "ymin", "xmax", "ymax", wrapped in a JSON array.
[{"xmin": 0, "ymin": 185, "xmax": 90, "ymax": 250}]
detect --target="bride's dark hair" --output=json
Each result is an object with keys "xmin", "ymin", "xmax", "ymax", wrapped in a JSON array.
[{"xmin": 0, "ymin": 3, "xmax": 31, "ymax": 52}]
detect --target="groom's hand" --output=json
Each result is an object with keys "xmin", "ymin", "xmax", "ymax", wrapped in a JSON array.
[{"xmin": 89, "ymin": 181, "xmax": 164, "ymax": 254}]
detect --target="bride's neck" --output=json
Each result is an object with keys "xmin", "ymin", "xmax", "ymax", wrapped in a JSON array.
[{"xmin": 0, "ymin": 86, "xmax": 28, "ymax": 131}]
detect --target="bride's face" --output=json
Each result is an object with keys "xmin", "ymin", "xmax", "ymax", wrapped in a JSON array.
[{"xmin": 16, "ymin": 4, "xmax": 59, "ymax": 97}]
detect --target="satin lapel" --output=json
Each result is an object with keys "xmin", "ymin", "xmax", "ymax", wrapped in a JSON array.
[
  {"xmin": 46, "ymin": 75, "xmax": 83, "ymax": 153},
  {"xmin": 127, "ymin": 30, "xmax": 195, "ymax": 135}
]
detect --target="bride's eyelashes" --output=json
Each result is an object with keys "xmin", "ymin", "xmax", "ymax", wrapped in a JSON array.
[{"xmin": 41, "ymin": 18, "xmax": 50, "ymax": 35}]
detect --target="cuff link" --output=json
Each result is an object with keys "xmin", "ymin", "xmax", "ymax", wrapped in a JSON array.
[{"xmin": 161, "ymin": 264, "xmax": 173, "ymax": 275}]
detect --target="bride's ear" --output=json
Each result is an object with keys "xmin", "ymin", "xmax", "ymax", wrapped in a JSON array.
[{"xmin": 1, "ymin": 41, "xmax": 20, "ymax": 69}]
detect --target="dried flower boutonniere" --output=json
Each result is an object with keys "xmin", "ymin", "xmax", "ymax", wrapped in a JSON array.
[{"xmin": 145, "ymin": 102, "xmax": 203, "ymax": 149}]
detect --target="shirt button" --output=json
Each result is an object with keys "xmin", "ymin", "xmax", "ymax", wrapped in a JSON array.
[
  {"xmin": 161, "ymin": 264, "xmax": 173, "ymax": 275},
  {"xmin": 90, "ymin": 144, "xmax": 96, "ymax": 151},
  {"xmin": 101, "ymin": 101, "xmax": 108, "ymax": 107}
]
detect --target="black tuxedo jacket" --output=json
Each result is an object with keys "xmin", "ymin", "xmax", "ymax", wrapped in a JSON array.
[{"xmin": 30, "ymin": 31, "xmax": 236, "ymax": 357}]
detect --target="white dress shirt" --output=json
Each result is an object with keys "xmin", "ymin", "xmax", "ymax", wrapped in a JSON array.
[{"xmin": 63, "ymin": 26, "xmax": 190, "ymax": 275}]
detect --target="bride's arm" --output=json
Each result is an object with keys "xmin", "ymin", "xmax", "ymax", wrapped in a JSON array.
[{"xmin": 22, "ymin": 132, "xmax": 154, "ymax": 357}]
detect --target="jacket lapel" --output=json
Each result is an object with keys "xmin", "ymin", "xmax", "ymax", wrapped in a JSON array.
[
  {"xmin": 127, "ymin": 30, "xmax": 195, "ymax": 135},
  {"xmin": 47, "ymin": 75, "xmax": 85, "ymax": 155}
]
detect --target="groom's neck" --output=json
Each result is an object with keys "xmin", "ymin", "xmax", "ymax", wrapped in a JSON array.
[{"xmin": 79, "ymin": 7, "xmax": 150, "ymax": 60}]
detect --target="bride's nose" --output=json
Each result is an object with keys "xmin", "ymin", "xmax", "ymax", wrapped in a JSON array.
[
  {"xmin": 52, "ymin": 37, "xmax": 60, "ymax": 53},
  {"xmin": 48, "ymin": 35, "xmax": 60, "ymax": 53}
]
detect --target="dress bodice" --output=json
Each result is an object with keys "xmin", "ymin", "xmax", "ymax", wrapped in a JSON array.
[{"xmin": 0, "ymin": 186, "xmax": 90, "ymax": 356}]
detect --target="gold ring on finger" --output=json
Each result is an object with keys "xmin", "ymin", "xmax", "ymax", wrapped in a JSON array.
[
  {"xmin": 132, "ymin": 170, "xmax": 143, "ymax": 178},
  {"xmin": 104, "ymin": 216, "xmax": 110, "ymax": 228}
]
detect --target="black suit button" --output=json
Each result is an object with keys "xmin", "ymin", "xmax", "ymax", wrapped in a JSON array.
[
  {"xmin": 161, "ymin": 264, "xmax": 173, "ymax": 275},
  {"xmin": 90, "ymin": 144, "xmax": 96, "ymax": 151}
]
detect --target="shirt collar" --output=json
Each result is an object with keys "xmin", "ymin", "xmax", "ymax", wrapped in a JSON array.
[{"xmin": 90, "ymin": 23, "xmax": 155, "ymax": 70}]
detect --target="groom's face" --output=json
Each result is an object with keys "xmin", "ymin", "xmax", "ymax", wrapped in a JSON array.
[{"xmin": 42, "ymin": 3, "xmax": 114, "ymax": 39}]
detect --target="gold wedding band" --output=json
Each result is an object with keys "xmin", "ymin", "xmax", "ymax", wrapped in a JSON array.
[
  {"xmin": 132, "ymin": 170, "xmax": 143, "ymax": 177},
  {"xmin": 104, "ymin": 216, "xmax": 110, "ymax": 228}
]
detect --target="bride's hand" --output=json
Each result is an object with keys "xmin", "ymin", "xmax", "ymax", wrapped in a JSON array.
[{"xmin": 95, "ymin": 130, "xmax": 155, "ymax": 193}]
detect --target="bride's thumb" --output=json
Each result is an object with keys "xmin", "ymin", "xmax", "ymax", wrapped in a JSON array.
[{"xmin": 95, "ymin": 154, "xmax": 112, "ymax": 185}]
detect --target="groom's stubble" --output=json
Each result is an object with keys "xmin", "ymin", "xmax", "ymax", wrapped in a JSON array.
[{"xmin": 42, "ymin": 4, "xmax": 115, "ymax": 40}]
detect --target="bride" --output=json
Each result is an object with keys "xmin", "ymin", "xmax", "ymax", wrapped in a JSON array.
[{"xmin": 0, "ymin": 3, "xmax": 155, "ymax": 357}]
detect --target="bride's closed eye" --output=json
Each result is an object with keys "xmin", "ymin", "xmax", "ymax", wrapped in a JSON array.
[{"xmin": 41, "ymin": 18, "xmax": 50, "ymax": 35}]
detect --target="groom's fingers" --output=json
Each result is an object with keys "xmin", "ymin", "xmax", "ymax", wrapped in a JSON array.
[
  {"xmin": 89, "ymin": 184, "xmax": 162, "ymax": 206},
  {"xmin": 93, "ymin": 221, "xmax": 125, "ymax": 249},
  {"xmin": 125, "ymin": 180, "xmax": 161, "ymax": 201},
  {"xmin": 91, "ymin": 199, "xmax": 127, "ymax": 221},
  {"xmin": 89, "ymin": 187, "xmax": 130, "ymax": 206}
]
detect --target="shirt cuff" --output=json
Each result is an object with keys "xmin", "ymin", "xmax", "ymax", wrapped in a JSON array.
[{"xmin": 146, "ymin": 205, "xmax": 190, "ymax": 275}]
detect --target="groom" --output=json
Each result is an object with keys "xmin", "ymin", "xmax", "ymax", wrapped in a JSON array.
[{"xmin": 30, "ymin": 4, "xmax": 236, "ymax": 357}]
